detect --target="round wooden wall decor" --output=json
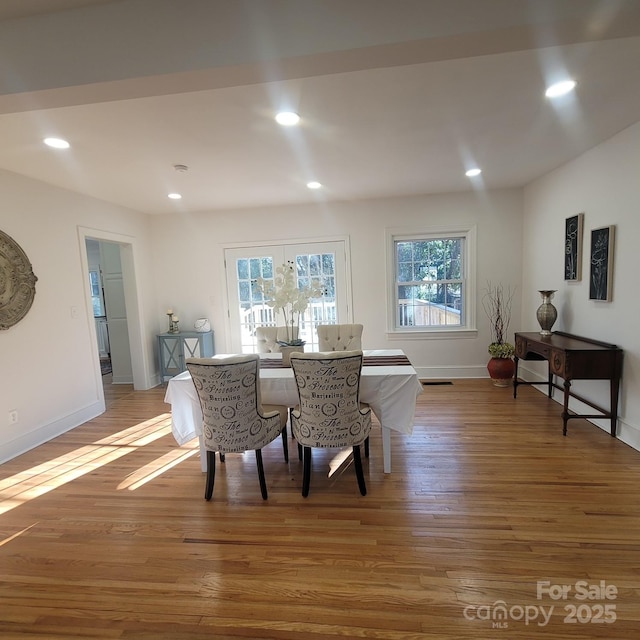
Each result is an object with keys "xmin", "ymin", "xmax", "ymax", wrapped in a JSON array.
[{"xmin": 0, "ymin": 229, "xmax": 38, "ymax": 330}]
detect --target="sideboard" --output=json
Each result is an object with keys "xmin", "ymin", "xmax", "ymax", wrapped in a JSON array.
[
  {"xmin": 513, "ymin": 331, "xmax": 623, "ymax": 436},
  {"xmin": 158, "ymin": 331, "xmax": 215, "ymax": 381}
]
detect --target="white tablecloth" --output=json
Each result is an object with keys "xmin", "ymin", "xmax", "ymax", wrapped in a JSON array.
[{"xmin": 164, "ymin": 349, "xmax": 422, "ymax": 473}]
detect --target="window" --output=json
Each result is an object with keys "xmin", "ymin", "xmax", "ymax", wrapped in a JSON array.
[
  {"xmin": 389, "ymin": 227, "xmax": 476, "ymax": 333},
  {"xmin": 89, "ymin": 270, "xmax": 105, "ymax": 317}
]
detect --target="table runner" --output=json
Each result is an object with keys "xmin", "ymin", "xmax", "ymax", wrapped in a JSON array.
[{"xmin": 259, "ymin": 354, "xmax": 412, "ymax": 368}]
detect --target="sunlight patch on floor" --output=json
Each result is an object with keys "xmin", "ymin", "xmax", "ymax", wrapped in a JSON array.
[
  {"xmin": 0, "ymin": 522, "xmax": 38, "ymax": 547},
  {"xmin": 118, "ymin": 445, "xmax": 198, "ymax": 490},
  {"xmin": 0, "ymin": 413, "xmax": 191, "ymax": 515},
  {"xmin": 327, "ymin": 448, "xmax": 353, "ymax": 477}
]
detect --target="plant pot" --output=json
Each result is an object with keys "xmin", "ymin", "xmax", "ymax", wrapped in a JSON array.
[
  {"xmin": 487, "ymin": 357, "xmax": 515, "ymax": 387},
  {"xmin": 280, "ymin": 344, "xmax": 304, "ymax": 367}
]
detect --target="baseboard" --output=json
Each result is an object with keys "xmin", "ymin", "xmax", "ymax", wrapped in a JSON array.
[
  {"xmin": 415, "ymin": 364, "xmax": 489, "ymax": 380},
  {"xmin": 0, "ymin": 400, "xmax": 105, "ymax": 465},
  {"xmin": 112, "ymin": 374, "xmax": 134, "ymax": 384},
  {"xmin": 516, "ymin": 364, "xmax": 640, "ymax": 453},
  {"xmin": 416, "ymin": 362, "xmax": 639, "ymax": 453},
  {"xmin": 615, "ymin": 420, "xmax": 640, "ymax": 451}
]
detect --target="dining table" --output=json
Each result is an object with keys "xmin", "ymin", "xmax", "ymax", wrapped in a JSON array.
[{"xmin": 164, "ymin": 349, "xmax": 423, "ymax": 474}]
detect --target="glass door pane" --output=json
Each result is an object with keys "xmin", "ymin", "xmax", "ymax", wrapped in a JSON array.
[
  {"xmin": 227, "ymin": 249, "xmax": 281, "ymax": 353},
  {"xmin": 225, "ymin": 241, "xmax": 349, "ymax": 353},
  {"xmin": 288, "ymin": 249, "xmax": 338, "ymax": 350}
]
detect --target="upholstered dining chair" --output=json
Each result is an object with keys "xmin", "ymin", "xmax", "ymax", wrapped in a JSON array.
[
  {"xmin": 289, "ymin": 350, "xmax": 371, "ymax": 497},
  {"xmin": 316, "ymin": 324, "xmax": 363, "ymax": 351},
  {"xmin": 255, "ymin": 326, "xmax": 299, "ymax": 353},
  {"xmin": 185, "ymin": 355, "xmax": 289, "ymax": 501}
]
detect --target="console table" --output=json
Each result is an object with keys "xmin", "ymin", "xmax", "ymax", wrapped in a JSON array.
[
  {"xmin": 513, "ymin": 331, "xmax": 623, "ymax": 436},
  {"xmin": 158, "ymin": 331, "xmax": 215, "ymax": 381}
]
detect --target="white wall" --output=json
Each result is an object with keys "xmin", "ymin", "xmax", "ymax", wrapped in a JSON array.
[
  {"xmin": 522, "ymin": 121, "xmax": 640, "ymax": 449},
  {"xmin": 149, "ymin": 188, "xmax": 523, "ymax": 379},
  {"xmin": 3, "ymin": 116, "xmax": 638, "ymax": 465},
  {"xmin": 0, "ymin": 170, "xmax": 157, "ymax": 463},
  {"xmin": 1, "ymin": 173, "xmax": 524, "ymax": 464}
]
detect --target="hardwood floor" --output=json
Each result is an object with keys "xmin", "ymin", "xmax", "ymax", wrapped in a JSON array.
[{"xmin": 1, "ymin": 379, "xmax": 639, "ymax": 639}]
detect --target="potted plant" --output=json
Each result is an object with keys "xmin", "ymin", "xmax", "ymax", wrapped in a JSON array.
[
  {"xmin": 482, "ymin": 282, "xmax": 516, "ymax": 387},
  {"xmin": 253, "ymin": 261, "xmax": 323, "ymax": 359}
]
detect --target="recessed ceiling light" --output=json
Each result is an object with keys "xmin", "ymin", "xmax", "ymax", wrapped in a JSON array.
[
  {"xmin": 465, "ymin": 168, "xmax": 482, "ymax": 177},
  {"xmin": 43, "ymin": 137, "xmax": 70, "ymax": 149},
  {"xmin": 168, "ymin": 193, "xmax": 182, "ymax": 200},
  {"xmin": 545, "ymin": 80, "xmax": 576, "ymax": 98},
  {"xmin": 306, "ymin": 181, "xmax": 322, "ymax": 189},
  {"xmin": 275, "ymin": 111, "xmax": 300, "ymax": 126}
]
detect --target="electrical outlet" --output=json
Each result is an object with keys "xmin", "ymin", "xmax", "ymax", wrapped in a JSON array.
[{"xmin": 8, "ymin": 410, "xmax": 18, "ymax": 424}]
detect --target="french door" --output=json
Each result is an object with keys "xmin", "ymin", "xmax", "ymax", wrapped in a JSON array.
[{"xmin": 225, "ymin": 241, "xmax": 349, "ymax": 353}]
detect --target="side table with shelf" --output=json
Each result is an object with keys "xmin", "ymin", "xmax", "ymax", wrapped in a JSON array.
[
  {"xmin": 513, "ymin": 331, "xmax": 623, "ymax": 436},
  {"xmin": 158, "ymin": 331, "xmax": 214, "ymax": 381}
]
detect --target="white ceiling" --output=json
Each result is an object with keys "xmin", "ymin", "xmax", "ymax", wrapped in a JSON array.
[
  {"xmin": 0, "ymin": 0, "xmax": 113, "ymax": 20},
  {"xmin": 1, "ymin": 0, "xmax": 640, "ymax": 215}
]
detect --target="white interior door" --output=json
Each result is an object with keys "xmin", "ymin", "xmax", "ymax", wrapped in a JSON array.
[{"xmin": 225, "ymin": 240, "xmax": 350, "ymax": 352}]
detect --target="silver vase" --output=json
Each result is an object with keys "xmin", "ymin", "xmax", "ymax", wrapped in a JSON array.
[{"xmin": 536, "ymin": 290, "xmax": 557, "ymax": 336}]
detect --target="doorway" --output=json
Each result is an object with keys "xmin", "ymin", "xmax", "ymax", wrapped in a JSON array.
[
  {"xmin": 86, "ymin": 239, "xmax": 111, "ymax": 375},
  {"xmin": 85, "ymin": 238, "xmax": 133, "ymax": 385},
  {"xmin": 224, "ymin": 240, "xmax": 351, "ymax": 352},
  {"xmin": 79, "ymin": 227, "xmax": 147, "ymax": 393}
]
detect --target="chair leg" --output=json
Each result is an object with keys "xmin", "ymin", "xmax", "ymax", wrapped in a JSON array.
[
  {"xmin": 281, "ymin": 426, "xmax": 289, "ymax": 463},
  {"xmin": 353, "ymin": 445, "xmax": 367, "ymax": 496},
  {"xmin": 255, "ymin": 449, "xmax": 268, "ymax": 500},
  {"xmin": 364, "ymin": 436, "xmax": 370, "ymax": 458},
  {"xmin": 302, "ymin": 447, "xmax": 312, "ymax": 497},
  {"xmin": 219, "ymin": 452, "xmax": 225, "ymax": 463},
  {"xmin": 297, "ymin": 442, "xmax": 303, "ymax": 461},
  {"xmin": 204, "ymin": 450, "xmax": 216, "ymax": 501}
]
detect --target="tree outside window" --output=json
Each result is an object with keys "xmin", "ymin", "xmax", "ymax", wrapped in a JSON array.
[{"xmin": 394, "ymin": 236, "xmax": 465, "ymax": 329}]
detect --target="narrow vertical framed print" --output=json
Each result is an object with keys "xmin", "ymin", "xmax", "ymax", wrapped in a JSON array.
[
  {"xmin": 589, "ymin": 225, "xmax": 615, "ymax": 301},
  {"xmin": 564, "ymin": 213, "xmax": 583, "ymax": 281}
]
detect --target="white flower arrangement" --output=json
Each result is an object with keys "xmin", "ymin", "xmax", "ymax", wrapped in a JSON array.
[{"xmin": 253, "ymin": 261, "xmax": 324, "ymax": 346}]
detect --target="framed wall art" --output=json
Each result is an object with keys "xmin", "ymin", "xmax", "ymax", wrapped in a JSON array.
[
  {"xmin": 564, "ymin": 213, "xmax": 583, "ymax": 281},
  {"xmin": 0, "ymin": 229, "xmax": 38, "ymax": 330},
  {"xmin": 589, "ymin": 225, "xmax": 615, "ymax": 302}
]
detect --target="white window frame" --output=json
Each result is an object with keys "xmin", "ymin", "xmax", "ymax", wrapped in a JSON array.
[
  {"xmin": 386, "ymin": 225, "xmax": 477, "ymax": 339},
  {"xmin": 223, "ymin": 238, "xmax": 353, "ymax": 352}
]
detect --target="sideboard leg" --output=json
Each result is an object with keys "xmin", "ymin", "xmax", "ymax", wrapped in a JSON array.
[
  {"xmin": 562, "ymin": 380, "xmax": 571, "ymax": 436},
  {"xmin": 610, "ymin": 378, "xmax": 620, "ymax": 437}
]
